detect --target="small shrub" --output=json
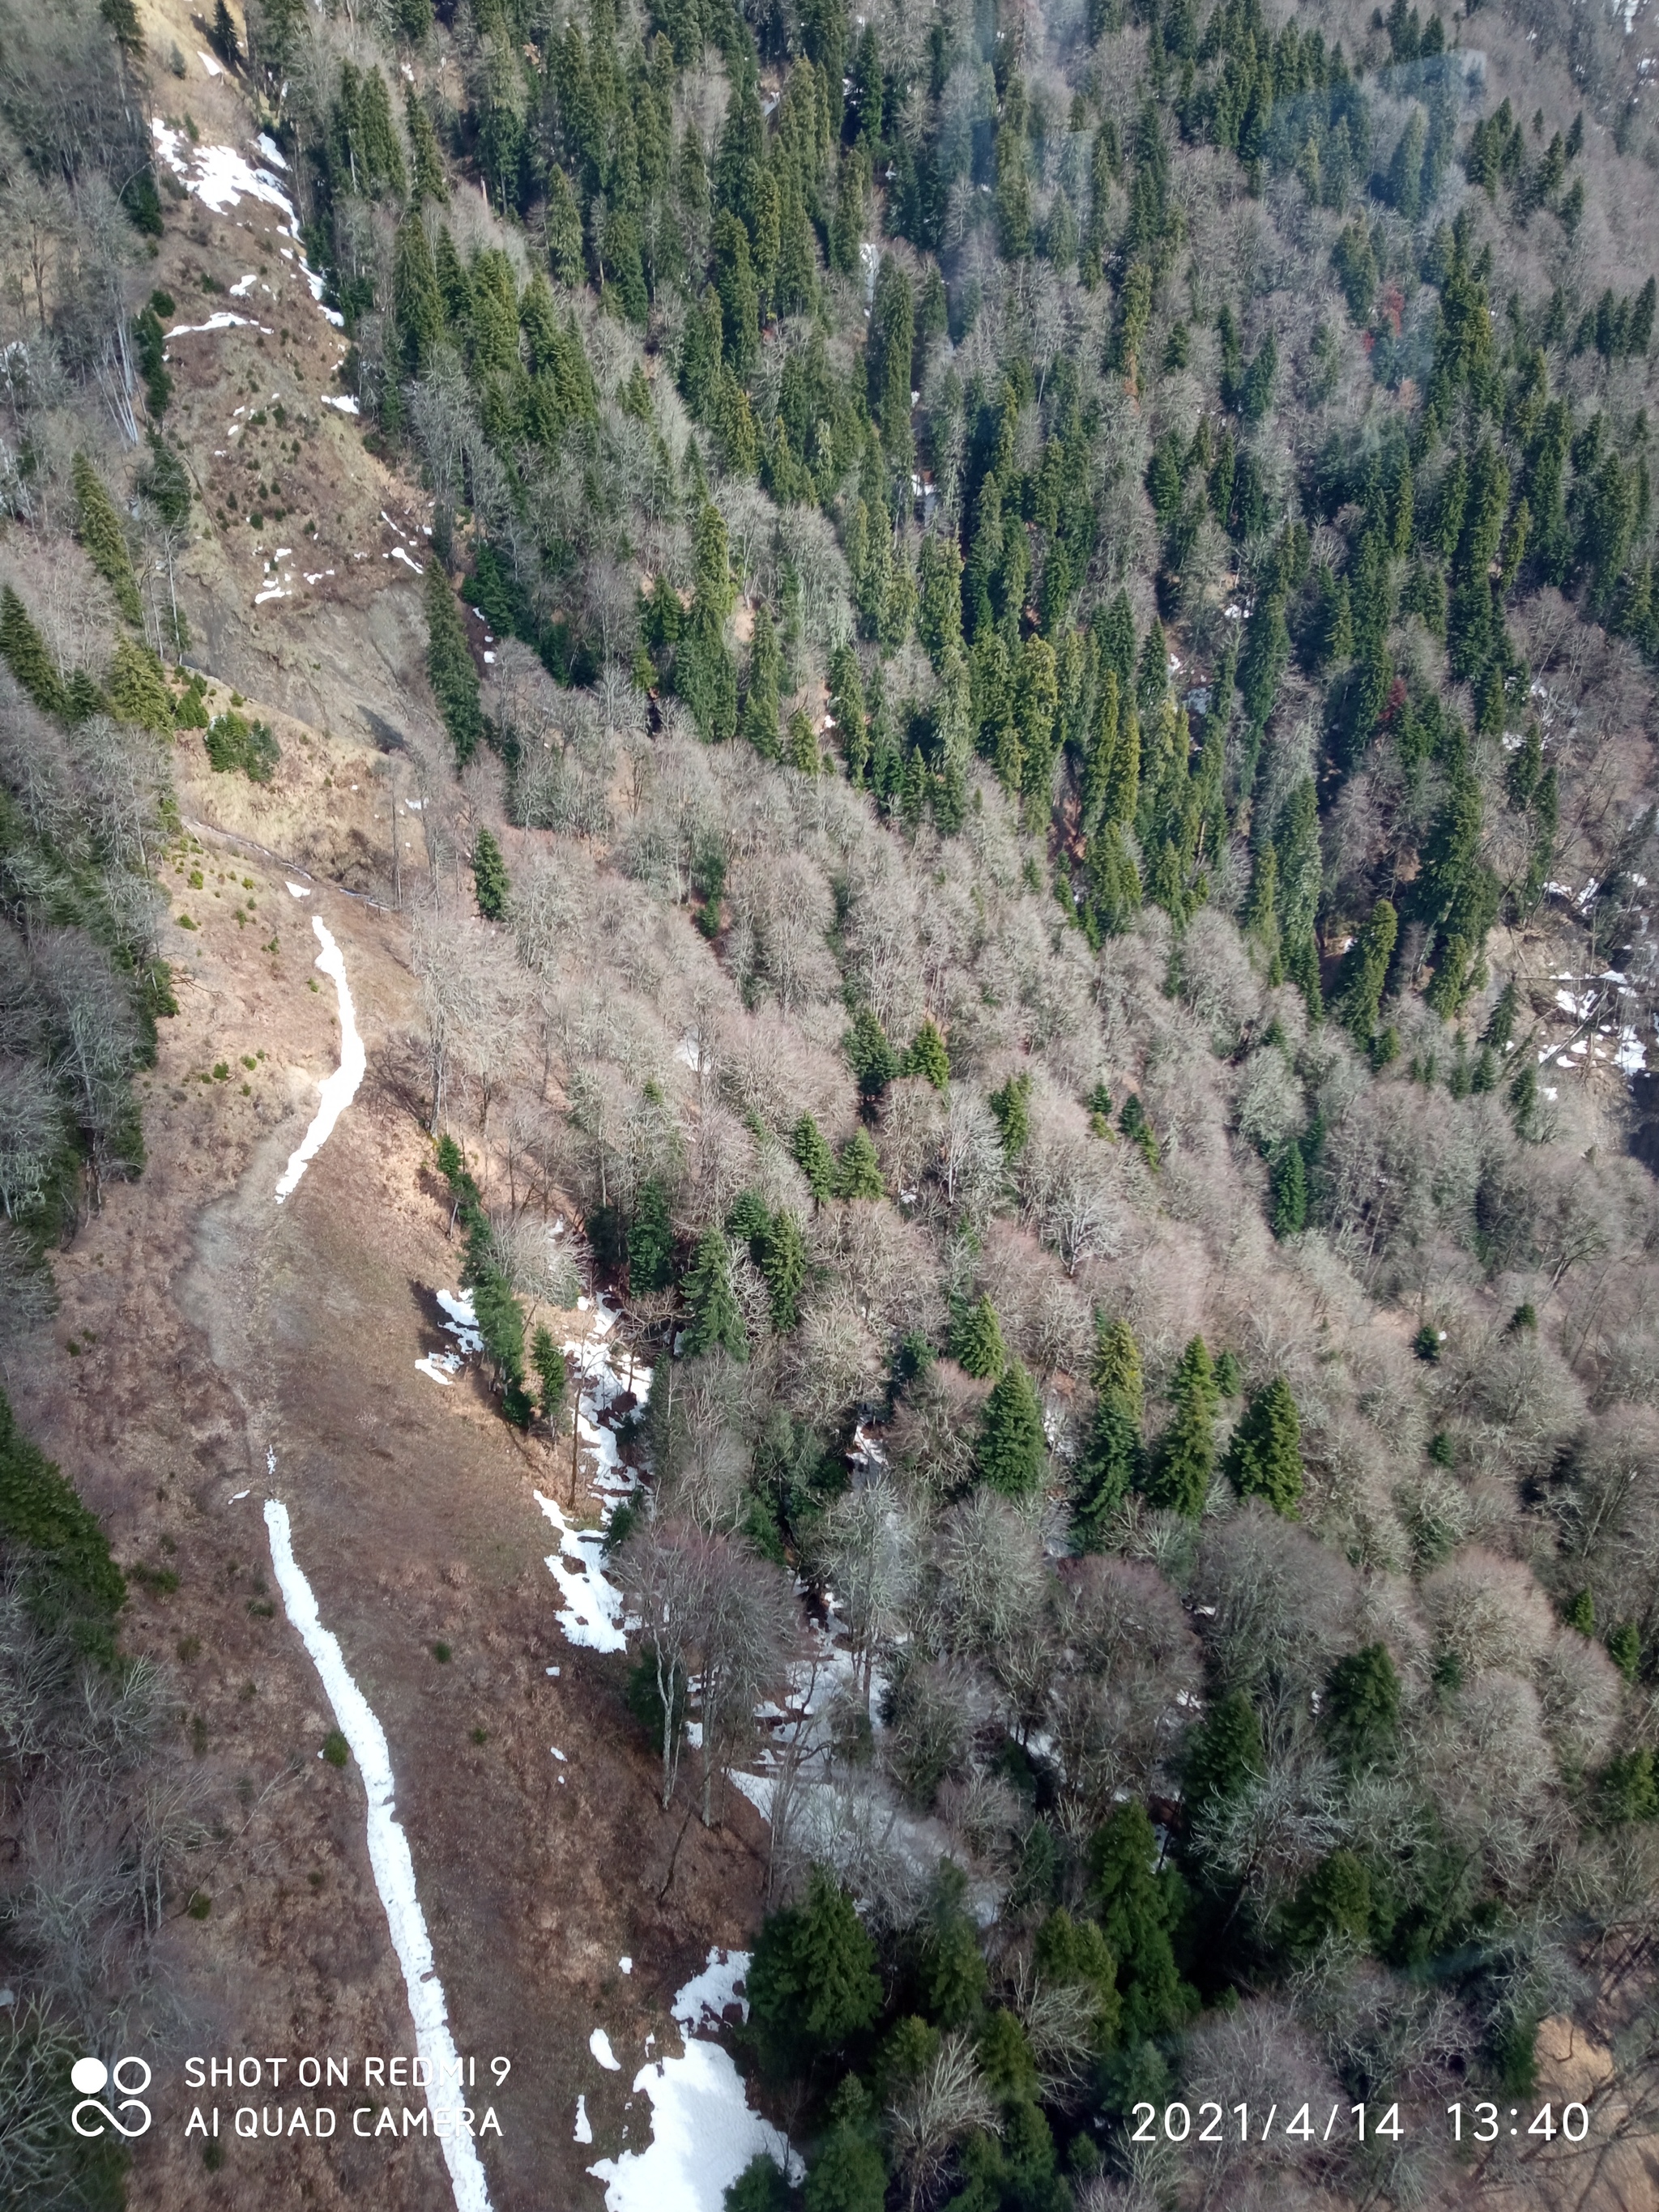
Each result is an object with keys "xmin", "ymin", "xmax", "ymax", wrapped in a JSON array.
[
  {"xmin": 186, "ymin": 1890, "xmax": 212, "ymax": 1920},
  {"xmin": 322, "ymin": 1728, "xmax": 349, "ymax": 1767},
  {"xmin": 433, "ymin": 1641, "xmax": 451, "ymax": 1663}
]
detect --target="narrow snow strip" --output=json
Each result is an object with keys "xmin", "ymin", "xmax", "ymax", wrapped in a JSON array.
[
  {"xmin": 574, "ymin": 2096, "xmax": 593, "ymax": 2144},
  {"xmin": 416, "ymin": 1356, "xmax": 457, "ymax": 1387},
  {"xmin": 275, "ymin": 918, "xmax": 366, "ymax": 1203},
  {"xmin": 168, "ymin": 312, "xmax": 271, "ymax": 337},
  {"xmin": 263, "ymin": 1500, "xmax": 492, "ymax": 2212},
  {"xmin": 588, "ymin": 1951, "xmax": 798, "ymax": 2212},
  {"xmin": 590, "ymin": 2028, "xmax": 621, "ymax": 2071},
  {"xmin": 286, "ymin": 881, "xmax": 311, "ymax": 898},
  {"xmin": 197, "ymin": 49, "xmax": 223, "ymax": 75},
  {"xmin": 322, "ymin": 393, "xmax": 360, "ymax": 414}
]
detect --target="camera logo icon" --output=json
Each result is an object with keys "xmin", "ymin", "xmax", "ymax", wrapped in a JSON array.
[{"xmin": 70, "ymin": 2056, "xmax": 153, "ymax": 2138}]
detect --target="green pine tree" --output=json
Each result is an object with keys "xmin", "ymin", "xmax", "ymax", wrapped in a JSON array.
[
  {"xmin": 1145, "ymin": 1336, "xmax": 1217, "ymax": 1517},
  {"xmin": 757, "ymin": 1209, "xmax": 808, "ymax": 1331},
  {"xmin": 844, "ymin": 1006, "xmax": 898, "ymax": 1104},
  {"xmin": 988, "ymin": 1072, "xmax": 1032, "ymax": 1158},
  {"xmin": 680, "ymin": 1228, "xmax": 748, "ymax": 1361},
  {"xmin": 835, "ymin": 1128, "xmax": 885, "ymax": 1201},
  {"xmin": 1281, "ymin": 1849, "xmax": 1371, "ymax": 1958},
  {"xmin": 405, "ymin": 90, "xmax": 449, "ymax": 203},
  {"xmin": 747, "ymin": 1866, "xmax": 881, "ymax": 2078},
  {"xmin": 739, "ymin": 601, "xmax": 782, "ymax": 757},
  {"xmin": 0, "ymin": 587, "xmax": 66, "ymax": 718},
  {"xmin": 1269, "ymin": 1142, "xmax": 1307, "ymax": 1238},
  {"xmin": 531, "ymin": 1325, "xmax": 565, "ymax": 1424},
  {"xmin": 1089, "ymin": 1802, "xmax": 1194, "ymax": 2040},
  {"xmin": 72, "ymin": 454, "xmax": 142, "ymax": 626},
  {"xmin": 1333, "ymin": 897, "xmax": 1398, "ymax": 1047},
  {"xmin": 1182, "ymin": 1688, "xmax": 1265, "ymax": 1820},
  {"xmin": 471, "ymin": 827, "xmax": 510, "ymax": 920},
  {"xmin": 952, "ymin": 1294, "xmax": 1006, "ymax": 1379},
  {"xmin": 628, "ymin": 1179, "xmax": 675, "ymax": 1293},
  {"xmin": 1222, "ymin": 1375, "xmax": 1303, "ymax": 1515},
  {"xmin": 1071, "ymin": 1317, "xmax": 1143, "ymax": 1549},
  {"xmin": 1322, "ymin": 1643, "xmax": 1401, "ymax": 1773},
  {"xmin": 791, "ymin": 1115, "xmax": 837, "ymax": 1203},
  {"xmin": 425, "ymin": 563, "xmax": 482, "ymax": 764},
  {"xmin": 902, "ymin": 1017, "xmax": 950, "ymax": 1089},
  {"xmin": 979, "ymin": 1361, "xmax": 1047, "ymax": 1495},
  {"xmin": 1031, "ymin": 1909, "xmax": 1121, "ymax": 2050}
]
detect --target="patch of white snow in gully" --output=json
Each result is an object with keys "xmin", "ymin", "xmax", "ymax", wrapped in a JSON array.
[
  {"xmin": 263, "ymin": 1499, "xmax": 492, "ymax": 2212},
  {"xmin": 534, "ymin": 1493, "xmax": 629, "ymax": 1653},
  {"xmin": 587, "ymin": 1950, "xmax": 800, "ymax": 2212},
  {"xmin": 275, "ymin": 918, "xmax": 365, "ymax": 1203}
]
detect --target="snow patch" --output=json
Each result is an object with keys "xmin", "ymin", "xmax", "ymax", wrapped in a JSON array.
[
  {"xmin": 167, "ymin": 311, "xmax": 271, "ymax": 337},
  {"xmin": 591, "ymin": 2028, "xmax": 621, "ymax": 2072},
  {"xmin": 197, "ymin": 49, "xmax": 223, "ymax": 75},
  {"xmin": 574, "ymin": 2096, "xmax": 593, "ymax": 2145},
  {"xmin": 263, "ymin": 1500, "xmax": 493, "ymax": 2212},
  {"xmin": 274, "ymin": 918, "xmax": 365, "ymax": 1203},
  {"xmin": 587, "ymin": 1950, "xmax": 799, "ymax": 2212},
  {"xmin": 436, "ymin": 1289, "xmax": 483, "ymax": 1354},
  {"xmin": 322, "ymin": 393, "xmax": 360, "ymax": 415},
  {"xmin": 149, "ymin": 121, "xmax": 344, "ymax": 326},
  {"xmin": 535, "ymin": 1492, "xmax": 628, "ymax": 1653}
]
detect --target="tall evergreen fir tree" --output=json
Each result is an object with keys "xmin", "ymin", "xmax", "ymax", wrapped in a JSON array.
[
  {"xmin": 1146, "ymin": 1336, "xmax": 1218, "ymax": 1516},
  {"xmin": 680, "ymin": 1227, "xmax": 748, "ymax": 1360},
  {"xmin": 979, "ymin": 1361, "xmax": 1047, "ymax": 1495},
  {"xmin": 72, "ymin": 455, "xmax": 142, "ymax": 626},
  {"xmin": 1089, "ymin": 1802, "xmax": 1193, "ymax": 2039},
  {"xmin": 0, "ymin": 587, "xmax": 66, "ymax": 717},
  {"xmin": 425, "ymin": 563, "xmax": 482, "ymax": 762},
  {"xmin": 835, "ymin": 1127, "xmax": 885, "ymax": 1200},
  {"xmin": 471, "ymin": 828, "xmax": 510, "ymax": 920},
  {"xmin": 952, "ymin": 1294, "xmax": 1005, "ymax": 1379},
  {"xmin": 628, "ymin": 1179, "xmax": 675, "ymax": 1293},
  {"xmin": 1182, "ymin": 1688, "xmax": 1265, "ymax": 1821},
  {"xmin": 1222, "ymin": 1375, "xmax": 1304, "ymax": 1514},
  {"xmin": 1072, "ymin": 1316, "xmax": 1144, "ymax": 1549},
  {"xmin": 757, "ymin": 1209, "xmax": 808, "ymax": 1330},
  {"xmin": 791, "ymin": 1115, "xmax": 837, "ymax": 1201}
]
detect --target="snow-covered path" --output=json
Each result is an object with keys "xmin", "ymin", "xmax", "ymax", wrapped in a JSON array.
[
  {"xmin": 275, "ymin": 917, "xmax": 366, "ymax": 1203},
  {"xmin": 263, "ymin": 1500, "xmax": 493, "ymax": 2212}
]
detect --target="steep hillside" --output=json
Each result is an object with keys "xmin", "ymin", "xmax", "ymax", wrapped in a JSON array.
[{"xmin": 5, "ymin": 0, "xmax": 1659, "ymax": 2206}]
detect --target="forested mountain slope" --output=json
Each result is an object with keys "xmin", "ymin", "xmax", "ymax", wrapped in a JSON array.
[{"xmin": 6, "ymin": 0, "xmax": 1659, "ymax": 2202}]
